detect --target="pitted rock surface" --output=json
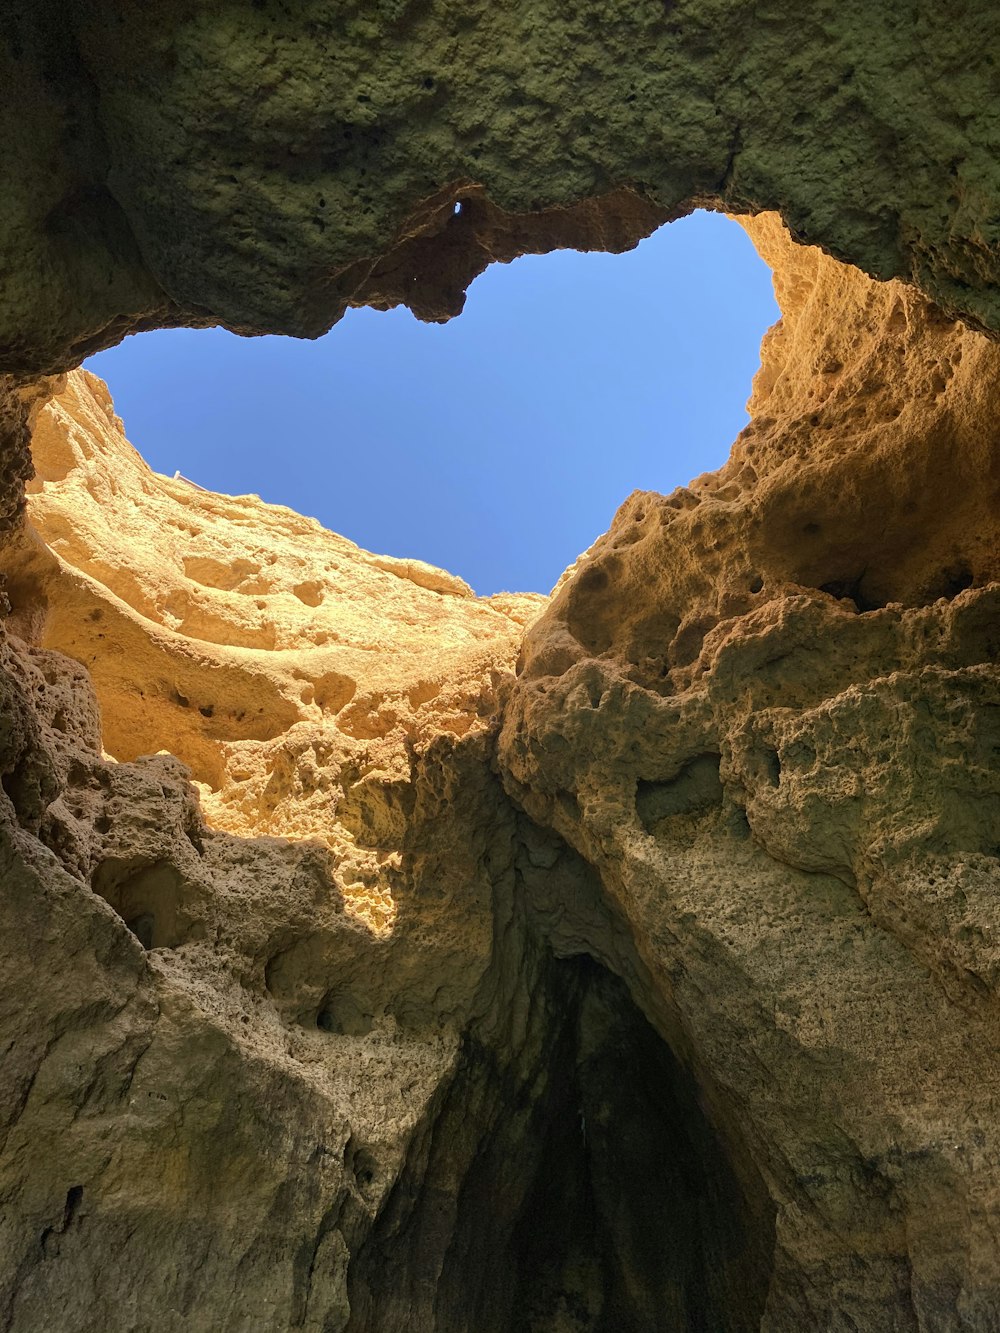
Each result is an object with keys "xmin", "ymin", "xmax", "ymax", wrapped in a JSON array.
[
  {"xmin": 5, "ymin": 30, "xmax": 1000, "ymax": 1318},
  {"xmin": 0, "ymin": 395, "xmax": 543, "ymax": 1328},
  {"xmin": 500, "ymin": 215, "xmax": 1000, "ymax": 1328},
  {"xmin": 4, "ymin": 0, "xmax": 1000, "ymax": 386},
  {"xmin": 7, "ymin": 368, "xmax": 541, "ymax": 929}
]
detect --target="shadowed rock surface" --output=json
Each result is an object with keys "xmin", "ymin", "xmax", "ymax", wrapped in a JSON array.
[
  {"xmin": 500, "ymin": 215, "xmax": 1000, "ymax": 1328},
  {"xmin": 4, "ymin": 7, "xmax": 1000, "ymax": 1328},
  {"xmin": 3, "ymin": 0, "xmax": 1000, "ymax": 383}
]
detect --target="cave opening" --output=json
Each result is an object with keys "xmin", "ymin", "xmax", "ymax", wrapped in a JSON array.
[
  {"xmin": 7, "ymin": 207, "xmax": 777, "ymax": 825},
  {"xmin": 90, "ymin": 857, "xmax": 201, "ymax": 951},
  {"xmin": 80, "ymin": 209, "xmax": 777, "ymax": 598},
  {"xmin": 346, "ymin": 953, "xmax": 774, "ymax": 1333}
]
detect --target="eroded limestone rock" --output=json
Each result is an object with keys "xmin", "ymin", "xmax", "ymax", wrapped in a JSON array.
[
  {"xmin": 3, "ymin": 0, "xmax": 1000, "ymax": 387},
  {"xmin": 500, "ymin": 216, "xmax": 1000, "ymax": 1327},
  {"xmin": 6, "ymin": 208, "xmax": 1000, "ymax": 1330},
  {"xmin": 0, "ymin": 369, "xmax": 552, "ymax": 1328},
  {"xmin": 7, "ymin": 366, "xmax": 541, "ymax": 929}
]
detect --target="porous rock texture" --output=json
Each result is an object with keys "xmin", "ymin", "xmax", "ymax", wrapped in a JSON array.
[
  {"xmin": 3, "ymin": 0, "xmax": 1000, "ymax": 384},
  {"xmin": 501, "ymin": 215, "xmax": 1000, "ymax": 1328},
  {"xmin": 6, "ymin": 13, "xmax": 1000, "ymax": 1333},
  {"xmin": 0, "ymin": 369, "xmax": 560, "ymax": 1329},
  {"xmin": 5, "ymin": 203, "xmax": 1000, "ymax": 1332},
  {"xmin": 8, "ymin": 367, "xmax": 543, "ymax": 930}
]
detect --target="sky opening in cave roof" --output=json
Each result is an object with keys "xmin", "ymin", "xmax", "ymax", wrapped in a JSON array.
[{"xmin": 84, "ymin": 210, "xmax": 778, "ymax": 597}]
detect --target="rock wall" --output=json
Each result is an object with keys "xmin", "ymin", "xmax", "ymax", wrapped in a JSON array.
[
  {"xmin": 500, "ymin": 215, "xmax": 1000, "ymax": 1327},
  {"xmin": 5, "ymin": 0, "xmax": 1000, "ymax": 1298},
  {"xmin": 0, "ymin": 371, "xmax": 544, "ymax": 1329},
  {"xmin": 0, "ymin": 355, "xmax": 777, "ymax": 1330},
  {"xmin": 5, "ymin": 209, "xmax": 1000, "ymax": 1329},
  {"xmin": 3, "ymin": 0, "xmax": 1000, "ymax": 386},
  {"xmin": 8, "ymin": 368, "xmax": 542, "ymax": 925}
]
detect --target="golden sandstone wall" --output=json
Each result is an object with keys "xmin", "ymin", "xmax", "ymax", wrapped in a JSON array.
[{"xmin": 4, "ymin": 5, "xmax": 1000, "ymax": 1327}]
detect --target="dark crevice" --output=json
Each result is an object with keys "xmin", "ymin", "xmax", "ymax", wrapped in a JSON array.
[
  {"xmin": 91, "ymin": 858, "xmax": 200, "ymax": 950},
  {"xmin": 818, "ymin": 561, "xmax": 976, "ymax": 613},
  {"xmin": 60, "ymin": 1184, "xmax": 83, "ymax": 1230},
  {"xmin": 817, "ymin": 572, "xmax": 884, "ymax": 613},
  {"xmin": 923, "ymin": 561, "xmax": 974, "ymax": 603},
  {"xmin": 636, "ymin": 753, "xmax": 723, "ymax": 832},
  {"xmin": 39, "ymin": 1185, "xmax": 84, "ymax": 1257},
  {"xmin": 316, "ymin": 989, "xmax": 374, "ymax": 1036},
  {"xmin": 346, "ymin": 953, "xmax": 774, "ymax": 1333}
]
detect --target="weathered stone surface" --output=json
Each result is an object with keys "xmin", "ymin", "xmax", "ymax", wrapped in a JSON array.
[
  {"xmin": 8, "ymin": 368, "xmax": 541, "ymax": 926},
  {"xmin": 3, "ymin": 0, "xmax": 1000, "ymax": 388},
  {"xmin": 0, "ymin": 368, "xmax": 776, "ymax": 1329},
  {"xmin": 0, "ymin": 371, "xmax": 546, "ymax": 1329},
  {"xmin": 500, "ymin": 215, "xmax": 1000, "ymax": 1327},
  {"xmin": 7, "ymin": 209, "xmax": 1000, "ymax": 1328},
  {"xmin": 5, "ymin": 7, "xmax": 1000, "ymax": 1309}
]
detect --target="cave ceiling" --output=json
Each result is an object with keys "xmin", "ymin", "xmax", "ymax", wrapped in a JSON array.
[{"xmin": 3, "ymin": 0, "xmax": 1000, "ymax": 381}]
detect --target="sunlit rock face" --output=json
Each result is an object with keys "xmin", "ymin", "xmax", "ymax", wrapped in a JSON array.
[
  {"xmin": 5, "ymin": 211, "xmax": 1000, "ymax": 1327},
  {"xmin": 500, "ymin": 216, "xmax": 1000, "ymax": 1327},
  {"xmin": 0, "ymin": 369, "xmax": 773, "ymax": 1331},
  {"xmin": 0, "ymin": 373, "xmax": 545, "ymax": 1330},
  {"xmin": 8, "ymin": 368, "xmax": 540, "ymax": 929}
]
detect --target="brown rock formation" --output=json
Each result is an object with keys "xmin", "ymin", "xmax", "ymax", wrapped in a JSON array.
[
  {"xmin": 0, "ymin": 371, "xmax": 549, "ymax": 1329},
  {"xmin": 5, "ymin": 206, "xmax": 1000, "ymax": 1330},
  {"xmin": 5, "ymin": 0, "xmax": 1000, "ymax": 1308},
  {"xmin": 500, "ymin": 215, "xmax": 1000, "ymax": 1327},
  {"xmin": 3, "ymin": 0, "xmax": 1000, "ymax": 389},
  {"xmin": 8, "ymin": 368, "xmax": 541, "ymax": 928},
  {"xmin": 4, "ymin": 359, "xmax": 776, "ymax": 1330}
]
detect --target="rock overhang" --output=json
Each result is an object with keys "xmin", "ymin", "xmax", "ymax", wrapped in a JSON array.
[{"xmin": 4, "ymin": 0, "xmax": 1000, "ymax": 384}]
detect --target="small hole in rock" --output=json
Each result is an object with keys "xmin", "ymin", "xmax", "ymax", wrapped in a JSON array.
[
  {"xmin": 62, "ymin": 1185, "xmax": 84, "ymax": 1228},
  {"xmin": 317, "ymin": 989, "xmax": 375, "ymax": 1036},
  {"xmin": 636, "ymin": 753, "xmax": 723, "ymax": 831},
  {"xmin": 818, "ymin": 575, "xmax": 884, "ymax": 614},
  {"xmin": 92, "ymin": 859, "xmax": 195, "ymax": 950},
  {"xmin": 928, "ymin": 562, "xmax": 974, "ymax": 602},
  {"xmin": 125, "ymin": 913, "xmax": 155, "ymax": 950}
]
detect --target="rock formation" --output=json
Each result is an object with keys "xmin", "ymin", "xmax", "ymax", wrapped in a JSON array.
[
  {"xmin": 501, "ymin": 214, "xmax": 1000, "ymax": 1327},
  {"xmin": 4, "ymin": 206, "xmax": 1000, "ymax": 1329},
  {"xmin": 10, "ymin": 368, "xmax": 542, "ymax": 928},
  {"xmin": 5, "ymin": 0, "xmax": 1000, "ymax": 383},
  {"xmin": 0, "ymin": 369, "xmax": 547, "ymax": 1327},
  {"xmin": 4, "ymin": 7, "xmax": 1000, "ymax": 1324},
  {"xmin": 3, "ymin": 1, "xmax": 1000, "ymax": 541}
]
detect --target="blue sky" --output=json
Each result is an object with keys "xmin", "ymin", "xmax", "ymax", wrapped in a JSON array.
[{"xmin": 84, "ymin": 210, "xmax": 777, "ymax": 596}]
